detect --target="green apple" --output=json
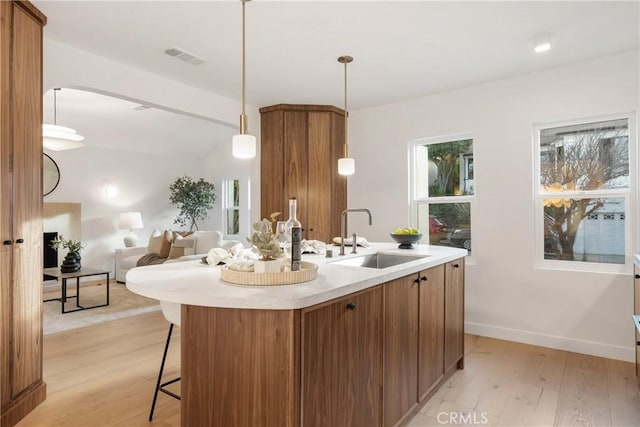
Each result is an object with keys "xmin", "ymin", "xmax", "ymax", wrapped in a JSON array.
[{"xmin": 394, "ymin": 227, "xmax": 420, "ymax": 235}]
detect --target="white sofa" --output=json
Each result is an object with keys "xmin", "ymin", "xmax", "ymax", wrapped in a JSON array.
[{"xmin": 115, "ymin": 230, "xmax": 242, "ymax": 283}]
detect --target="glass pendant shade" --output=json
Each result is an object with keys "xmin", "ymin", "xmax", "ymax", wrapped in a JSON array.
[
  {"xmin": 42, "ymin": 124, "xmax": 86, "ymax": 151},
  {"xmin": 232, "ymin": 133, "xmax": 256, "ymax": 159},
  {"xmin": 338, "ymin": 157, "xmax": 355, "ymax": 176}
]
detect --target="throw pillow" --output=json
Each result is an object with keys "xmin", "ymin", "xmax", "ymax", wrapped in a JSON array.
[
  {"xmin": 147, "ymin": 229, "xmax": 172, "ymax": 258},
  {"xmin": 168, "ymin": 235, "xmax": 195, "ymax": 259}
]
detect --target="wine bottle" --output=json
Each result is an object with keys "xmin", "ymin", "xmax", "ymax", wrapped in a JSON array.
[{"xmin": 286, "ymin": 196, "xmax": 302, "ymax": 271}]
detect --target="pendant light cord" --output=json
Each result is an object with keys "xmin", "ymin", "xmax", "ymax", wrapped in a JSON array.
[
  {"xmin": 242, "ymin": 0, "xmax": 246, "ymax": 117},
  {"xmin": 238, "ymin": 0, "xmax": 248, "ymax": 134},
  {"xmin": 343, "ymin": 60, "xmax": 348, "ymax": 158}
]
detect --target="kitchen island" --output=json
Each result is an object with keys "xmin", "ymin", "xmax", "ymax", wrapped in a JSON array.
[{"xmin": 127, "ymin": 243, "xmax": 467, "ymax": 426}]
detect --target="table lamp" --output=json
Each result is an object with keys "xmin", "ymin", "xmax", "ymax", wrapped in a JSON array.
[{"xmin": 119, "ymin": 212, "xmax": 144, "ymax": 247}]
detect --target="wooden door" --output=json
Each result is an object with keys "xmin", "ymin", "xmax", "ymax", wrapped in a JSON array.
[
  {"xmin": 1, "ymin": 2, "xmax": 46, "ymax": 425},
  {"xmin": 0, "ymin": 0, "xmax": 14, "ymax": 409},
  {"xmin": 635, "ymin": 266, "xmax": 640, "ymax": 382},
  {"xmin": 306, "ymin": 112, "xmax": 331, "ymax": 241},
  {"xmin": 10, "ymin": 3, "xmax": 44, "ymax": 396},
  {"xmin": 383, "ymin": 275, "xmax": 418, "ymax": 427},
  {"xmin": 418, "ymin": 264, "xmax": 445, "ymax": 400},
  {"xmin": 283, "ymin": 110, "xmax": 308, "ymax": 233},
  {"xmin": 444, "ymin": 259, "xmax": 465, "ymax": 373},
  {"xmin": 302, "ymin": 286, "xmax": 383, "ymax": 427},
  {"xmin": 260, "ymin": 108, "xmax": 285, "ymax": 221}
]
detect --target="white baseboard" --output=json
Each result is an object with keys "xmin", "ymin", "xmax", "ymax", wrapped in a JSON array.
[{"xmin": 465, "ymin": 321, "xmax": 635, "ymax": 362}]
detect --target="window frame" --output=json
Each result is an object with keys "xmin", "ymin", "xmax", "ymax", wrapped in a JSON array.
[
  {"xmin": 222, "ymin": 178, "xmax": 241, "ymax": 237},
  {"xmin": 532, "ymin": 112, "xmax": 636, "ymax": 274},
  {"xmin": 409, "ymin": 132, "xmax": 476, "ymax": 261}
]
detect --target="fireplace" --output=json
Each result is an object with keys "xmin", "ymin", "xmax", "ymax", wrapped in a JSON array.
[{"xmin": 43, "ymin": 232, "xmax": 58, "ymax": 281}]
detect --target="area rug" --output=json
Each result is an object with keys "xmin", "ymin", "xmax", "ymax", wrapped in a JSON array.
[{"xmin": 43, "ymin": 282, "xmax": 160, "ymax": 335}]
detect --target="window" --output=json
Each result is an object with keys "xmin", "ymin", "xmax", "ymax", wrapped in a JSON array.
[
  {"xmin": 534, "ymin": 115, "xmax": 634, "ymax": 270},
  {"xmin": 223, "ymin": 179, "xmax": 240, "ymax": 235},
  {"xmin": 410, "ymin": 135, "xmax": 474, "ymax": 253}
]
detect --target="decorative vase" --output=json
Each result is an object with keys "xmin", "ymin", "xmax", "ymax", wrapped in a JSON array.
[
  {"xmin": 254, "ymin": 259, "xmax": 281, "ymax": 274},
  {"xmin": 60, "ymin": 251, "xmax": 81, "ymax": 273}
]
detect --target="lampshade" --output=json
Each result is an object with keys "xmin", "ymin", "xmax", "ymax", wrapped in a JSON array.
[
  {"xmin": 118, "ymin": 212, "xmax": 144, "ymax": 230},
  {"xmin": 232, "ymin": 133, "xmax": 256, "ymax": 159},
  {"xmin": 338, "ymin": 157, "xmax": 355, "ymax": 176},
  {"xmin": 232, "ymin": 0, "xmax": 256, "ymax": 159},
  {"xmin": 119, "ymin": 212, "xmax": 144, "ymax": 248},
  {"xmin": 337, "ymin": 55, "xmax": 355, "ymax": 176},
  {"xmin": 43, "ymin": 88, "xmax": 85, "ymax": 151}
]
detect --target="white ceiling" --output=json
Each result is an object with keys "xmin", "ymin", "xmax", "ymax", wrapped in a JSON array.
[
  {"xmin": 43, "ymin": 88, "xmax": 236, "ymax": 156},
  {"xmin": 34, "ymin": 0, "xmax": 639, "ymax": 112}
]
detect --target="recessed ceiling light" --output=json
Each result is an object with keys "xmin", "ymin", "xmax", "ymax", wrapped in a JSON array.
[
  {"xmin": 534, "ymin": 42, "xmax": 551, "ymax": 53},
  {"xmin": 533, "ymin": 33, "xmax": 551, "ymax": 53}
]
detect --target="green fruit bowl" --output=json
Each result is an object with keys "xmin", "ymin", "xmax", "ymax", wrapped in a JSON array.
[{"xmin": 390, "ymin": 233, "xmax": 423, "ymax": 249}]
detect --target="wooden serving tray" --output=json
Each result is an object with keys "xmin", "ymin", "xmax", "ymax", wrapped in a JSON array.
[{"xmin": 220, "ymin": 261, "xmax": 318, "ymax": 286}]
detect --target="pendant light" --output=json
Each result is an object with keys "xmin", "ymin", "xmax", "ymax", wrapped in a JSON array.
[
  {"xmin": 337, "ymin": 55, "xmax": 355, "ymax": 176},
  {"xmin": 232, "ymin": 0, "xmax": 256, "ymax": 159},
  {"xmin": 43, "ymin": 88, "xmax": 85, "ymax": 151}
]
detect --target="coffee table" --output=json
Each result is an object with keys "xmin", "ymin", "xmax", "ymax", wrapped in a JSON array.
[{"xmin": 43, "ymin": 267, "xmax": 110, "ymax": 314}]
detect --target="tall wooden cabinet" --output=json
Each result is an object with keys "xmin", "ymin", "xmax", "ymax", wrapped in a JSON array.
[
  {"xmin": 0, "ymin": 1, "xmax": 47, "ymax": 425},
  {"xmin": 634, "ymin": 265, "xmax": 640, "ymax": 387},
  {"xmin": 260, "ymin": 104, "xmax": 346, "ymax": 243}
]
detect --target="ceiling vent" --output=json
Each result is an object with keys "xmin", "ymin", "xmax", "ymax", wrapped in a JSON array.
[{"xmin": 164, "ymin": 47, "xmax": 206, "ymax": 66}]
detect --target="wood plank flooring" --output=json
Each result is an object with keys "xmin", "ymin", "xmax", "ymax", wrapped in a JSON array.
[{"xmin": 17, "ymin": 312, "xmax": 640, "ymax": 426}]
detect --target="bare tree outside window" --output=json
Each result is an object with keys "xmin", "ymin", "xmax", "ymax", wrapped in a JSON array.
[{"xmin": 540, "ymin": 118, "xmax": 629, "ymax": 263}]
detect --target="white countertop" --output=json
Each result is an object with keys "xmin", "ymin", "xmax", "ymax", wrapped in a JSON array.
[
  {"xmin": 126, "ymin": 243, "xmax": 467, "ymax": 310},
  {"xmin": 634, "ymin": 254, "xmax": 640, "ymax": 268}
]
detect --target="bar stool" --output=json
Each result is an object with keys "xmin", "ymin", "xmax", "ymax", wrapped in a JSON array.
[{"xmin": 149, "ymin": 301, "xmax": 181, "ymax": 421}]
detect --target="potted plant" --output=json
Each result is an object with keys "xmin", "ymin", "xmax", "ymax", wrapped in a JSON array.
[
  {"xmin": 50, "ymin": 235, "xmax": 86, "ymax": 272},
  {"xmin": 169, "ymin": 175, "xmax": 216, "ymax": 231},
  {"xmin": 249, "ymin": 212, "xmax": 283, "ymax": 273}
]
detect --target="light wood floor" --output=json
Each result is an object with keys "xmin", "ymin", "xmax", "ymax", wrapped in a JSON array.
[{"xmin": 17, "ymin": 312, "xmax": 640, "ymax": 427}]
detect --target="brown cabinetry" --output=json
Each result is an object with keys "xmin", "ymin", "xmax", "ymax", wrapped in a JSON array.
[
  {"xmin": 0, "ymin": 1, "xmax": 47, "ymax": 425},
  {"xmin": 383, "ymin": 274, "xmax": 419, "ymax": 427},
  {"xmin": 260, "ymin": 104, "xmax": 346, "ymax": 243},
  {"xmin": 382, "ymin": 263, "xmax": 449, "ymax": 427},
  {"xmin": 181, "ymin": 259, "xmax": 464, "ymax": 426},
  {"xmin": 302, "ymin": 286, "xmax": 383, "ymax": 427},
  {"xmin": 444, "ymin": 259, "xmax": 465, "ymax": 373},
  {"xmin": 634, "ymin": 265, "xmax": 640, "ymax": 386},
  {"xmin": 418, "ymin": 264, "xmax": 446, "ymax": 400}
]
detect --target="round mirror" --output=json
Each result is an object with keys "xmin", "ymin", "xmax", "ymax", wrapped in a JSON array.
[{"xmin": 43, "ymin": 153, "xmax": 60, "ymax": 196}]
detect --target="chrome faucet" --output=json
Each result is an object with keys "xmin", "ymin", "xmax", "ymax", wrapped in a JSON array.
[{"xmin": 340, "ymin": 208, "xmax": 373, "ymax": 256}]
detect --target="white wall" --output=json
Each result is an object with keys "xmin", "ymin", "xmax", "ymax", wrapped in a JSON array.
[
  {"xmin": 43, "ymin": 147, "xmax": 200, "ymax": 272},
  {"xmin": 43, "ymin": 39, "xmax": 261, "ymax": 272},
  {"xmin": 348, "ymin": 50, "xmax": 640, "ymax": 361}
]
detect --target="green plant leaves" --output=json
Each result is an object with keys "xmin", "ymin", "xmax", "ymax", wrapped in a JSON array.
[{"xmin": 169, "ymin": 175, "xmax": 216, "ymax": 231}]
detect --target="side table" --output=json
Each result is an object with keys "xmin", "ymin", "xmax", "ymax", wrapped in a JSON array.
[{"xmin": 43, "ymin": 267, "xmax": 110, "ymax": 314}]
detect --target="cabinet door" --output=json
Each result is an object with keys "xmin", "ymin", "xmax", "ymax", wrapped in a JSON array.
[
  {"xmin": 418, "ymin": 264, "xmax": 445, "ymax": 400},
  {"xmin": 0, "ymin": 1, "xmax": 13, "ymax": 407},
  {"xmin": 306, "ymin": 112, "xmax": 331, "ymax": 242},
  {"xmin": 383, "ymin": 274, "xmax": 418, "ymax": 427},
  {"xmin": 302, "ymin": 286, "xmax": 383, "ymax": 427},
  {"xmin": 634, "ymin": 266, "xmax": 639, "ymax": 316},
  {"xmin": 634, "ymin": 267, "xmax": 639, "ymax": 382},
  {"xmin": 283, "ymin": 110, "xmax": 308, "ymax": 232},
  {"xmin": 444, "ymin": 259, "xmax": 465, "ymax": 373},
  {"xmin": 260, "ymin": 108, "xmax": 285, "ymax": 221}
]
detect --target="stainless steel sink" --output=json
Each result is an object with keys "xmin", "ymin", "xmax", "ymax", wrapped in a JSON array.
[{"xmin": 329, "ymin": 253, "xmax": 429, "ymax": 269}]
